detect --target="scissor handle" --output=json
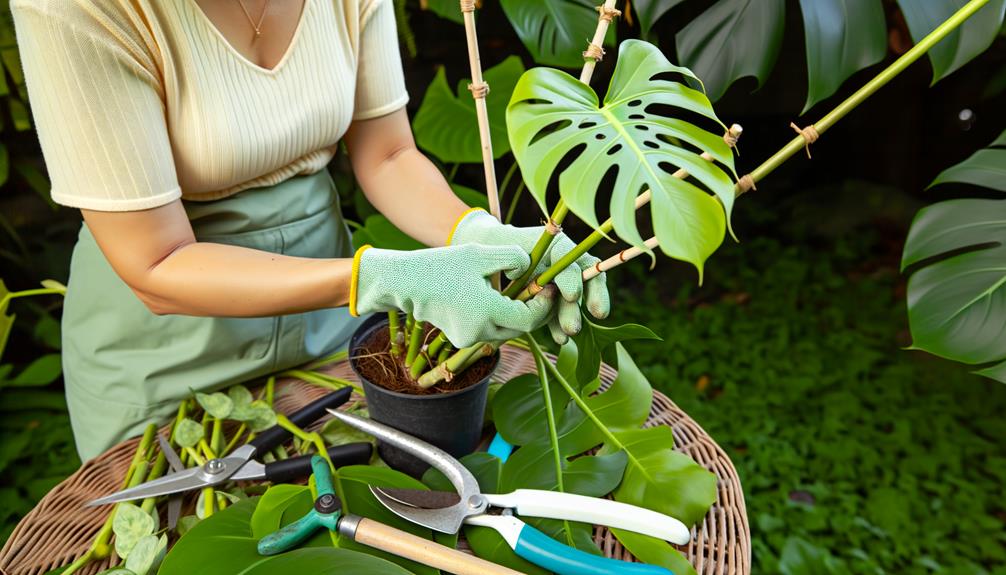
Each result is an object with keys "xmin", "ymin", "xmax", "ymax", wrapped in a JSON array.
[
  {"xmin": 257, "ymin": 507, "xmax": 340, "ymax": 555},
  {"xmin": 249, "ymin": 387, "xmax": 353, "ymax": 454}
]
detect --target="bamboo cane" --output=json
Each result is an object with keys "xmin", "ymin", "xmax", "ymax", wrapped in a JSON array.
[{"xmin": 459, "ymin": 0, "xmax": 499, "ymax": 219}]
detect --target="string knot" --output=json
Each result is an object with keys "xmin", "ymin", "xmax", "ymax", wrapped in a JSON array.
[
  {"xmin": 459, "ymin": 0, "xmax": 476, "ymax": 13},
  {"xmin": 737, "ymin": 174, "xmax": 757, "ymax": 195},
  {"xmin": 467, "ymin": 81, "xmax": 490, "ymax": 99},
  {"xmin": 583, "ymin": 42, "xmax": 605, "ymax": 61},
  {"xmin": 789, "ymin": 122, "xmax": 819, "ymax": 158},
  {"xmin": 596, "ymin": 4, "xmax": 622, "ymax": 21},
  {"xmin": 544, "ymin": 219, "xmax": 563, "ymax": 236}
]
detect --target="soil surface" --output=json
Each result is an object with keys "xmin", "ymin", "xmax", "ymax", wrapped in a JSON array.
[{"xmin": 352, "ymin": 324, "xmax": 495, "ymax": 396}]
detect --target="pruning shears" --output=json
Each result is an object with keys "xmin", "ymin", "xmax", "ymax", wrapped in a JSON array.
[
  {"xmin": 86, "ymin": 388, "xmax": 373, "ymax": 507},
  {"xmin": 328, "ymin": 409, "xmax": 690, "ymax": 575},
  {"xmin": 258, "ymin": 455, "xmax": 525, "ymax": 575}
]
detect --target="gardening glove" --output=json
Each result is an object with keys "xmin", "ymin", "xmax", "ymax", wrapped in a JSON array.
[
  {"xmin": 448, "ymin": 208, "xmax": 610, "ymax": 345},
  {"xmin": 350, "ymin": 243, "xmax": 557, "ymax": 348}
]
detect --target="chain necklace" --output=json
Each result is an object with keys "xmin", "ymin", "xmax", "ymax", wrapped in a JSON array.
[{"xmin": 234, "ymin": 0, "xmax": 272, "ymax": 38}]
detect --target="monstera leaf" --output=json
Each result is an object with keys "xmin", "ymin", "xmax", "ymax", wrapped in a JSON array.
[
  {"xmin": 499, "ymin": 0, "xmax": 613, "ymax": 68},
  {"xmin": 507, "ymin": 39, "xmax": 737, "ymax": 279},
  {"xmin": 897, "ymin": 0, "xmax": 1006, "ymax": 84},
  {"xmin": 902, "ymin": 131, "xmax": 1006, "ymax": 383}
]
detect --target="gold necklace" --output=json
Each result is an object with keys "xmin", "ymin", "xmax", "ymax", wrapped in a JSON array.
[{"xmin": 235, "ymin": 0, "xmax": 272, "ymax": 38}]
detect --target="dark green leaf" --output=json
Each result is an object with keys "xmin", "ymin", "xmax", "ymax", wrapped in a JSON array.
[
  {"xmin": 778, "ymin": 536, "xmax": 845, "ymax": 575},
  {"xmin": 897, "ymin": 0, "xmax": 1006, "ymax": 84},
  {"xmin": 412, "ymin": 57, "xmax": 524, "ymax": 163},
  {"xmin": 632, "ymin": 0, "xmax": 688, "ymax": 37},
  {"xmin": 491, "ymin": 373, "xmax": 559, "ymax": 446},
  {"xmin": 4, "ymin": 354, "xmax": 61, "ymax": 387},
  {"xmin": 563, "ymin": 450, "xmax": 627, "ymax": 496},
  {"xmin": 499, "ymin": 0, "xmax": 608, "ymax": 68},
  {"xmin": 676, "ymin": 0, "xmax": 786, "ymax": 102},
  {"xmin": 929, "ymin": 146, "xmax": 1006, "ymax": 192},
  {"xmin": 571, "ymin": 318, "xmax": 659, "ymax": 388},
  {"xmin": 798, "ymin": 0, "xmax": 886, "ymax": 113},
  {"xmin": 159, "ymin": 499, "xmax": 412, "ymax": 575},
  {"xmin": 422, "ymin": 0, "xmax": 464, "ymax": 24},
  {"xmin": 250, "ymin": 484, "xmax": 312, "ymax": 539},
  {"xmin": 610, "ymin": 528, "xmax": 697, "ymax": 575},
  {"xmin": 351, "ymin": 215, "xmax": 425, "ymax": 252}
]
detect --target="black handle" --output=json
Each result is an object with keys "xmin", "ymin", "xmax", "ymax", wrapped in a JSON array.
[
  {"xmin": 249, "ymin": 387, "xmax": 354, "ymax": 454},
  {"xmin": 263, "ymin": 442, "xmax": 374, "ymax": 484}
]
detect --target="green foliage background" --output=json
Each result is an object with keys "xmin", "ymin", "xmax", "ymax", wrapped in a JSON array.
[{"xmin": 1, "ymin": 0, "xmax": 1005, "ymax": 573}]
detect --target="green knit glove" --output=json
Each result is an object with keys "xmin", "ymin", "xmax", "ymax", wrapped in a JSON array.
[
  {"xmin": 448, "ymin": 208, "xmax": 610, "ymax": 345},
  {"xmin": 350, "ymin": 243, "xmax": 557, "ymax": 348}
]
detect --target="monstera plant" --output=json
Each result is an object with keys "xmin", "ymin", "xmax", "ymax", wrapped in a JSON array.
[{"xmin": 902, "ymin": 129, "xmax": 1006, "ymax": 383}]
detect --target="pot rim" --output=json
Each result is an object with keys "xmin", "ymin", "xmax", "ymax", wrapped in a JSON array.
[{"xmin": 348, "ymin": 315, "xmax": 500, "ymax": 401}]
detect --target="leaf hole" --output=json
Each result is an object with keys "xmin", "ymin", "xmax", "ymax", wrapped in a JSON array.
[
  {"xmin": 627, "ymin": 99, "xmax": 643, "ymax": 107},
  {"xmin": 529, "ymin": 119, "xmax": 573, "ymax": 146},
  {"xmin": 595, "ymin": 133, "xmax": 606, "ymax": 140},
  {"xmin": 628, "ymin": 114, "xmax": 645, "ymax": 120},
  {"xmin": 578, "ymin": 121, "xmax": 598, "ymax": 129},
  {"xmin": 634, "ymin": 125, "xmax": 650, "ymax": 132},
  {"xmin": 643, "ymin": 140, "xmax": 660, "ymax": 149},
  {"xmin": 606, "ymin": 144, "xmax": 623, "ymax": 156}
]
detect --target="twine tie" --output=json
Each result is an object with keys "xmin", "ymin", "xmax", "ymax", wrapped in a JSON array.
[
  {"xmin": 790, "ymin": 122, "xmax": 820, "ymax": 158},
  {"xmin": 467, "ymin": 81, "xmax": 490, "ymax": 99}
]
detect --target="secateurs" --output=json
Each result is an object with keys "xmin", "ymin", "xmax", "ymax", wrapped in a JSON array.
[
  {"xmin": 87, "ymin": 388, "xmax": 372, "ymax": 507},
  {"xmin": 258, "ymin": 455, "xmax": 525, "ymax": 575},
  {"xmin": 327, "ymin": 409, "xmax": 690, "ymax": 575}
]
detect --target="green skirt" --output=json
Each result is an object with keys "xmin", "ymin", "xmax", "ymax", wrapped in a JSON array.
[{"xmin": 61, "ymin": 169, "xmax": 362, "ymax": 461}]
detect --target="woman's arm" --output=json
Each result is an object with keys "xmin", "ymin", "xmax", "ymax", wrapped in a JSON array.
[
  {"xmin": 82, "ymin": 202, "xmax": 353, "ymax": 317},
  {"xmin": 343, "ymin": 108, "xmax": 471, "ymax": 247}
]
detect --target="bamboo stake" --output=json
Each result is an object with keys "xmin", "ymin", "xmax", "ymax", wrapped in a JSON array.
[
  {"xmin": 581, "ymin": 0, "xmax": 621, "ymax": 84},
  {"xmin": 459, "ymin": 0, "xmax": 499, "ymax": 219}
]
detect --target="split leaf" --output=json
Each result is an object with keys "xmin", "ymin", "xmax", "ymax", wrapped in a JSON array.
[
  {"xmin": 499, "ymin": 0, "xmax": 612, "ymax": 68},
  {"xmin": 897, "ymin": 0, "xmax": 1006, "ymax": 85}
]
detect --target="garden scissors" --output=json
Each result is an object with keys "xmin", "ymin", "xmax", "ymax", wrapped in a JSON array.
[
  {"xmin": 327, "ymin": 409, "xmax": 689, "ymax": 575},
  {"xmin": 257, "ymin": 455, "xmax": 523, "ymax": 575},
  {"xmin": 87, "ymin": 388, "xmax": 372, "ymax": 506}
]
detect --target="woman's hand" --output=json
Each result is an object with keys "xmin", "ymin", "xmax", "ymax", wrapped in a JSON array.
[
  {"xmin": 449, "ymin": 209, "xmax": 609, "ymax": 344},
  {"xmin": 351, "ymin": 243, "xmax": 557, "ymax": 348}
]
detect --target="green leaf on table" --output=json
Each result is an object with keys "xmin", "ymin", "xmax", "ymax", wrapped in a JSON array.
[
  {"xmin": 2, "ymin": 354, "xmax": 61, "ymax": 388},
  {"xmin": 320, "ymin": 417, "xmax": 376, "ymax": 451},
  {"xmin": 338, "ymin": 465, "xmax": 441, "ymax": 575},
  {"xmin": 159, "ymin": 499, "xmax": 413, "ymax": 575},
  {"xmin": 174, "ymin": 418, "xmax": 204, "ymax": 449},
  {"xmin": 176, "ymin": 515, "xmax": 200, "ymax": 536},
  {"xmin": 112, "ymin": 503, "xmax": 155, "ymax": 559},
  {"xmin": 195, "ymin": 392, "xmax": 233, "ymax": 419},
  {"xmin": 250, "ymin": 484, "xmax": 313, "ymax": 539},
  {"xmin": 583, "ymin": 344, "xmax": 653, "ymax": 431},
  {"xmin": 507, "ymin": 39, "xmax": 736, "ymax": 280},
  {"xmin": 231, "ymin": 400, "xmax": 276, "ymax": 431},
  {"xmin": 611, "ymin": 528, "xmax": 697, "ymax": 575},
  {"xmin": 491, "ymin": 374, "xmax": 559, "ymax": 446},
  {"xmin": 413, "ymin": 57, "xmax": 524, "ymax": 163},
  {"xmin": 676, "ymin": 0, "xmax": 785, "ymax": 102},
  {"xmin": 563, "ymin": 450, "xmax": 627, "ymax": 496},
  {"xmin": 227, "ymin": 385, "xmax": 254, "ymax": 408},
  {"xmin": 897, "ymin": 0, "xmax": 1006, "ymax": 84},
  {"xmin": 95, "ymin": 569, "xmax": 134, "ymax": 575},
  {"xmin": 599, "ymin": 426, "xmax": 717, "ymax": 527},
  {"xmin": 123, "ymin": 534, "xmax": 167, "ymax": 575},
  {"xmin": 798, "ymin": 0, "xmax": 886, "ymax": 113},
  {"xmin": 632, "ymin": 0, "xmax": 688, "ymax": 37},
  {"xmin": 571, "ymin": 319, "xmax": 659, "ymax": 390},
  {"xmin": 499, "ymin": 0, "xmax": 613, "ymax": 68}
]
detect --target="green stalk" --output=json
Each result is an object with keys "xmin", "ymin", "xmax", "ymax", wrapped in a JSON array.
[
  {"xmin": 416, "ymin": 342, "xmax": 495, "ymax": 388},
  {"xmin": 284, "ymin": 369, "xmax": 362, "ymax": 395},
  {"xmin": 504, "ymin": 181, "xmax": 525, "ymax": 224},
  {"xmin": 305, "ymin": 351, "xmax": 348, "ymax": 371},
  {"xmin": 409, "ymin": 351, "xmax": 430, "ymax": 380},
  {"xmin": 64, "ymin": 425, "xmax": 158, "ymax": 575},
  {"xmin": 498, "ymin": 161, "xmax": 519, "ymax": 207},
  {"xmin": 265, "ymin": 375, "xmax": 275, "ymax": 407},
  {"xmin": 210, "ymin": 417, "xmax": 223, "ymax": 456},
  {"xmin": 405, "ymin": 319, "xmax": 424, "ymax": 368},
  {"xmin": 502, "ymin": 201, "xmax": 569, "ymax": 299},
  {"xmin": 388, "ymin": 311, "xmax": 401, "ymax": 357},
  {"xmin": 276, "ymin": 414, "xmax": 349, "ymax": 513},
  {"xmin": 747, "ymin": 0, "xmax": 992, "ymax": 188},
  {"xmin": 223, "ymin": 423, "xmax": 247, "ymax": 455},
  {"xmin": 436, "ymin": 344, "xmax": 451, "ymax": 366},
  {"xmin": 139, "ymin": 452, "xmax": 167, "ymax": 515}
]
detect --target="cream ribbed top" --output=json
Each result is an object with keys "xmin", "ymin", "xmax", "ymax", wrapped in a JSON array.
[{"xmin": 11, "ymin": 0, "xmax": 410, "ymax": 211}]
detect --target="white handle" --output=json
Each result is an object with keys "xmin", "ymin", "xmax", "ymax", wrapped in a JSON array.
[{"xmin": 485, "ymin": 489, "xmax": 692, "ymax": 545}]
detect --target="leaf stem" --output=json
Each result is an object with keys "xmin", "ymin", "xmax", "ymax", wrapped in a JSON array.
[{"xmin": 388, "ymin": 311, "xmax": 401, "ymax": 357}]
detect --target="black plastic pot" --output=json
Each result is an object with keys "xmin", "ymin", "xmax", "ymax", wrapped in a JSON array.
[{"xmin": 348, "ymin": 313, "xmax": 497, "ymax": 477}]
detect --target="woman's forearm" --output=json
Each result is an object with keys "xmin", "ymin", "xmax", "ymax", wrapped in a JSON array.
[
  {"xmin": 82, "ymin": 203, "xmax": 352, "ymax": 317},
  {"xmin": 141, "ymin": 242, "xmax": 352, "ymax": 317},
  {"xmin": 358, "ymin": 146, "xmax": 471, "ymax": 246}
]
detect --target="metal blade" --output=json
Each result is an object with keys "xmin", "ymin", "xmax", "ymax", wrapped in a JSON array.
[
  {"xmin": 327, "ymin": 410, "xmax": 488, "ymax": 534},
  {"xmin": 373, "ymin": 487, "xmax": 461, "ymax": 509},
  {"xmin": 85, "ymin": 446, "xmax": 255, "ymax": 507},
  {"xmin": 371, "ymin": 486, "xmax": 470, "ymax": 534},
  {"xmin": 228, "ymin": 459, "xmax": 266, "ymax": 482},
  {"xmin": 156, "ymin": 433, "xmax": 184, "ymax": 530}
]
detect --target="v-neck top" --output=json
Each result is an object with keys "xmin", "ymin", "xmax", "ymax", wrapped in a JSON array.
[{"xmin": 10, "ymin": 0, "xmax": 410, "ymax": 211}]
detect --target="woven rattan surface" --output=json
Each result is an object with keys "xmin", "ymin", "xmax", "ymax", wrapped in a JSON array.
[{"xmin": 0, "ymin": 345, "xmax": 750, "ymax": 575}]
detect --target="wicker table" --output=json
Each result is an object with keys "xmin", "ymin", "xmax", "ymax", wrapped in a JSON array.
[{"xmin": 0, "ymin": 345, "xmax": 751, "ymax": 575}]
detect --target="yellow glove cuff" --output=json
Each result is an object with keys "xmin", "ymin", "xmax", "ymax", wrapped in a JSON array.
[
  {"xmin": 445, "ymin": 207, "xmax": 487, "ymax": 246},
  {"xmin": 349, "ymin": 244, "xmax": 373, "ymax": 317}
]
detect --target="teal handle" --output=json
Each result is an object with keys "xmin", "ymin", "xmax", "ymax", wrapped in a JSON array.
[
  {"xmin": 487, "ymin": 433, "xmax": 513, "ymax": 462},
  {"xmin": 258, "ymin": 456, "xmax": 340, "ymax": 556},
  {"xmin": 514, "ymin": 523, "xmax": 673, "ymax": 575}
]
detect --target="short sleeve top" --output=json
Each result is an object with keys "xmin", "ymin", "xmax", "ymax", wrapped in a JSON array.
[{"xmin": 10, "ymin": 0, "xmax": 410, "ymax": 211}]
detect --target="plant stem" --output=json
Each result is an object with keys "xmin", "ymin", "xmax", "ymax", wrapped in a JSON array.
[
  {"xmin": 305, "ymin": 351, "xmax": 348, "ymax": 371},
  {"xmin": 436, "ymin": 345, "xmax": 451, "ymax": 366},
  {"xmin": 405, "ymin": 319, "xmax": 424, "ymax": 368},
  {"xmin": 499, "ymin": 160, "xmax": 519, "ymax": 207},
  {"xmin": 284, "ymin": 369, "xmax": 362, "ymax": 395},
  {"xmin": 416, "ymin": 342, "xmax": 496, "ymax": 388},
  {"xmin": 210, "ymin": 417, "xmax": 223, "ymax": 456},
  {"xmin": 504, "ymin": 181, "xmax": 525, "ymax": 224},
  {"xmin": 388, "ymin": 311, "xmax": 401, "ymax": 357},
  {"xmin": 223, "ymin": 423, "xmax": 247, "ymax": 455},
  {"xmin": 741, "ymin": 0, "xmax": 992, "ymax": 193},
  {"xmin": 265, "ymin": 375, "xmax": 275, "ymax": 407},
  {"xmin": 276, "ymin": 414, "xmax": 349, "ymax": 514}
]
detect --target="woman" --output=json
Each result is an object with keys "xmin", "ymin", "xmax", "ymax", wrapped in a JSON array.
[{"xmin": 11, "ymin": 0, "xmax": 608, "ymax": 461}]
